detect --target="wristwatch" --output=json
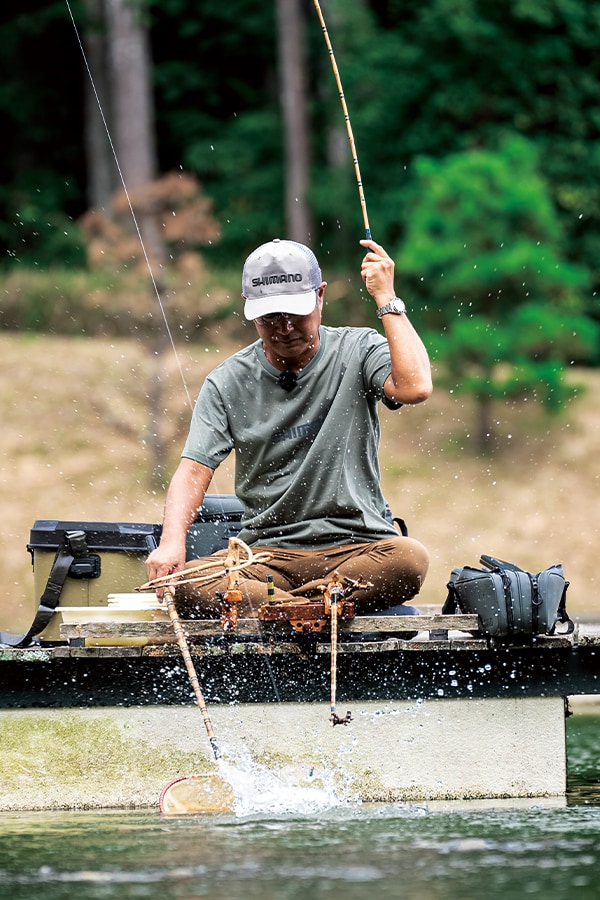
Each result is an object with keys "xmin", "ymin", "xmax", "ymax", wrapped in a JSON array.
[{"xmin": 377, "ymin": 296, "xmax": 406, "ymax": 318}]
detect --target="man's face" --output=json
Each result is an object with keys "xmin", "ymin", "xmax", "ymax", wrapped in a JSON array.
[{"xmin": 252, "ymin": 286, "xmax": 324, "ymax": 369}]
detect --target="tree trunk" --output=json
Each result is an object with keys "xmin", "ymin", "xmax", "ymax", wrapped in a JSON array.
[
  {"xmin": 104, "ymin": 0, "xmax": 164, "ymax": 262},
  {"xmin": 104, "ymin": 0, "xmax": 156, "ymax": 189},
  {"xmin": 275, "ymin": 0, "xmax": 311, "ymax": 242},
  {"xmin": 104, "ymin": 0, "xmax": 168, "ymax": 485},
  {"xmin": 82, "ymin": 0, "xmax": 117, "ymax": 209}
]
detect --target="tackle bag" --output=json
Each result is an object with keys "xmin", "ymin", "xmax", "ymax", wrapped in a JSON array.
[{"xmin": 442, "ymin": 554, "xmax": 574, "ymax": 639}]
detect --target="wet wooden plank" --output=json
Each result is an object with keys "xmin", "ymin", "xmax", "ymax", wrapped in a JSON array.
[
  {"xmin": 0, "ymin": 617, "xmax": 582, "ymax": 664},
  {"xmin": 140, "ymin": 641, "xmax": 304, "ymax": 657},
  {"xmin": 340, "ymin": 614, "xmax": 480, "ymax": 632},
  {"xmin": 58, "ymin": 613, "xmax": 480, "ymax": 642},
  {"xmin": 0, "ymin": 647, "xmax": 54, "ymax": 662},
  {"xmin": 576, "ymin": 623, "xmax": 600, "ymax": 646},
  {"xmin": 59, "ymin": 620, "xmax": 265, "ymax": 639}
]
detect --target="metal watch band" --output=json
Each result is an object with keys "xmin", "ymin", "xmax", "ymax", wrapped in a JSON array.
[{"xmin": 376, "ymin": 297, "xmax": 406, "ymax": 318}]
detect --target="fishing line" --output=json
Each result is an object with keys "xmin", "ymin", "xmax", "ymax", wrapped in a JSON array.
[
  {"xmin": 64, "ymin": 0, "xmax": 242, "ymax": 617},
  {"xmin": 63, "ymin": 1, "xmax": 286, "ymax": 708},
  {"xmin": 312, "ymin": 0, "xmax": 371, "ymax": 239},
  {"xmin": 63, "ymin": 0, "xmax": 193, "ymax": 411}
]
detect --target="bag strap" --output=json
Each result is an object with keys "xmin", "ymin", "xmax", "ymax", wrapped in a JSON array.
[
  {"xmin": 442, "ymin": 581, "xmax": 460, "ymax": 615},
  {"xmin": 551, "ymin": 580, "xmax": 575, "ymax": 635},
  {"xmin": 0, "ymin": 531, "xmax": 85, "ymax": 648},
  {"xmin": 392, "ymin": 516, "xmax": 408, "ymax": 537},
  {"xmin": 480, "ymin": 554, "xmax": 523, "ymax": 573}
]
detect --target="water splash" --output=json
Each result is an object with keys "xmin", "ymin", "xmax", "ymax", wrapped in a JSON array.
[{"xmin": 219, "ymin": 748, "xmax": 351, "ymax": 817}]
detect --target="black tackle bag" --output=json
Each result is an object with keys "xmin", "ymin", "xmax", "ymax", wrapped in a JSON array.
[{"xmin": 443, "ymin": 554, "xmax": 574, "ymax": 639}]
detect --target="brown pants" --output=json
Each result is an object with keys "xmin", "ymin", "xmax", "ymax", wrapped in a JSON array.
[{"xmin": 176, "ymin": 536, "xmax": 429, "ymax": 618}]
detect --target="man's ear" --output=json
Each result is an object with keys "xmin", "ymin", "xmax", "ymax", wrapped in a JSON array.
[{"xmin": 317, "ymin": 282, "xmax": 327, "ymax": 306}]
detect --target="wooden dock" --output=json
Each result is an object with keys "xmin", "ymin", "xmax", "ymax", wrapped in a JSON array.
[
  {"xmin": 1, "ymin": 612, "xmax": 598, "ymax": 810},
  {"xmin": 1, "ymin": 611, "xmax": 598, "ymax": 706}
]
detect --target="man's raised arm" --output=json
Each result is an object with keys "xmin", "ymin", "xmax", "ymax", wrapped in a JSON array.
[{"xmin": 360, "ymin": 239, "xmax": 432, "ymax": 405}]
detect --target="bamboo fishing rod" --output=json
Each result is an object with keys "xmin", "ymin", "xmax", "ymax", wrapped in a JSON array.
[
  {"xmin": 326, "ymin": 575, "xmax": 352, "ymax": 727},
  {"xmin": 164, "ymin": 538, "xmax": 243, "ymax": 756},
  {"xmin": 165, "ymin": 587, "xmax": 223, "ymax": 763},
  {"xmin": 158, "ymin": 585, "xmax": 237, "ymax": 813},
  {"xmin": 329, "ymin": 585, "xmax": 341, "ymax": 725},
  {"xmin": 312, "ymin": 0, "xmax": 371, "ymax": 240}
]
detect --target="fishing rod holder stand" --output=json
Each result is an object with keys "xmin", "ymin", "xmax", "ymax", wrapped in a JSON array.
[
  {"xmin": 215, "ymin": 588, "xmax": 243, "ymax": 632},
  {"xmin": 257, "ymin": 599, "xmax": 355, "ymax": 634},
  {"xmin": 257, "ymin": 571, "xmax": 374, "ymax": 634}
]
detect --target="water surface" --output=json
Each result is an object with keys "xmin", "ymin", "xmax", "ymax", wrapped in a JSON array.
[{"xmin": 0, "ymin": 710, "xmax": 598, "ymax": 899}]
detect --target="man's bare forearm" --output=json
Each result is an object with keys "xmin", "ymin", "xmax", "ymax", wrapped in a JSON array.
[{"xmin": 146, "ymin": 458, "xmax": 215, "ymax": 584}]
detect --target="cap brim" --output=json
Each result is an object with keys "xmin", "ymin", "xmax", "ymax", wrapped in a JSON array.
[{"xmin": 244, "ymin": 289, "xmax": 318, "ymax": 321}]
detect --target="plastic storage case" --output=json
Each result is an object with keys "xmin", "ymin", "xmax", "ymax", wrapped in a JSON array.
[{"xmin": 27, "ymin": 494, "xmax": 243, "ymax": 641}]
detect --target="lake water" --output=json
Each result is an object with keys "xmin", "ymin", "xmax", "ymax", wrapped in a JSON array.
[{"xmin": 0, "ymin": 710, "xmax": 598, "ymax": 900}]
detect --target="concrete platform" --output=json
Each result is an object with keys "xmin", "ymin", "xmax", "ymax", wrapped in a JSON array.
[{"xmin": 0, "ymin": 696, "xmax": 567, "ymax": 811}]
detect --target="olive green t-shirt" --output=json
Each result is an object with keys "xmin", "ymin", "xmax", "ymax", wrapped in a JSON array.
[{"xmin": 182, "ymin": 326, "xmax": 401, "ymax": 547}]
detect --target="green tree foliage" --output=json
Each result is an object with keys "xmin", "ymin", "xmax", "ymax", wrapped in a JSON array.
[
  {"xmin": 0, "ymin": 1, "xmax": 87, "ymax": 267},
  {"xmin": 397, "ymin": 135, "xmax": 598, "ymax": 449},
  {"xmin": 381, "ymin": 3, "xmax": 598, "ymax": 307},
  {"xmin": 148, "ymin": 0, "xmax": 283, "ymax": 263},
  {"xmin": 1, "ymin": 0, "xmax": 600, "ymax": 320}
]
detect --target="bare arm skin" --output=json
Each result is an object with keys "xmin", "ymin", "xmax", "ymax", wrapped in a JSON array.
[
  {"xmin": 360, "ymin": 239, "xmax": 432, "ymax": 405},
  {"xmin": 145, "ymin": 458, "xmax": 215, "ymax": 589}
]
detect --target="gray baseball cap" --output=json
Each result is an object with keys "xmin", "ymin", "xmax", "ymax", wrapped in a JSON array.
[{"xmin": 242, "ymin": 238, "xmax": 322, "ymax": 320}]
